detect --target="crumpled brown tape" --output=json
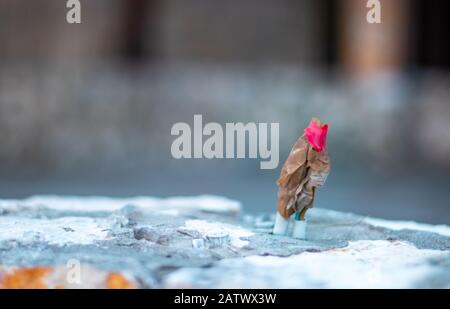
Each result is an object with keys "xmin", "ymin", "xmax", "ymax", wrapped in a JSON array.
[{"xmin": 276, "ymin": 127, "xmax": 331, "ymax": 220}]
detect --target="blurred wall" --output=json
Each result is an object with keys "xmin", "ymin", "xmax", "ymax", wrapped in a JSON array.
[
  {"xmin": 1, "ymin": 0, "xmax": 450, "ymax": 224},
  {"xmin": 0, "ymin": 0, "xmax": 327, "ymax": 65},
  {"xmin": 0, "ymin": 0, "xmax": 449, "ymax": 176}
]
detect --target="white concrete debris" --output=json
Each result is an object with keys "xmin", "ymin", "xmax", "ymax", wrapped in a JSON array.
[
  {"xmin": 183, "ymin": 220, "xmax": 254, "ymax": 248},
  {"xmin": 364, "ymin": 217, "xmax": 450, "ymax": 237},
  {"xmin": 204, "ymin": 232, "xmax": 230, "ymax": 248},
  {"xmin": 0, "ymin": 217, "xmax": 109, "ymax": 246},
  {"xmin": 192, "ymin": 238, "xmax": 206, "ymax": 249},
  {"xmin": 0, "ymin": 195, "xmax": 241, "ymax": 215},
  {"xmin": 164, "ymin": 240, "xmax": 449, "ymax": 289}
]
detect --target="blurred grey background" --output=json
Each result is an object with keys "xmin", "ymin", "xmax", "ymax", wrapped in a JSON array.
[{"xmin": 0, "ymin": 0, "xmax": 449, "ymax": 224}]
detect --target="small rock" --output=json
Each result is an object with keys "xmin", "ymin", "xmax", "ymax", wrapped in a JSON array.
[
  {"xmin": 133, "ymin": 227, "xmax": 170, "ymax": 245},
  {"xmin": 107, "ymin": 205, "xmax": 142, "ymax": 235},
  {"xmin": 192, "ymin": 238, "xmax": 206, "ymax": 249},
  {"xmin": 204, "ymin": 232, "xmax": 230, "ymax": 248},
  {"xmin": 177, "ymin": 227, "xmax": 202, "ymax": 238},
  {"xmin": 108, "ymin": 214, "xmax": 129, "ymax": 232},
  {"xmin": 119, "ymin": 204, "xmax": 141, "ymax": 227}
]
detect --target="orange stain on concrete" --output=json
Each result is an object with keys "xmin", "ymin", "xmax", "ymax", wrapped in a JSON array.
[
  {"xmin": 106, "ymin": 272, "xmax": 135, "ymax": 289},
  {"xmin": 1, "ymin": 267, "xmax": 52, "ymax": 289}
]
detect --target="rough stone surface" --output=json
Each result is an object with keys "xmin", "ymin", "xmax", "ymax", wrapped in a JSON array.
[{"xmin": 0, "ymin": 195, "xmax": 449, "ymax": 288}]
